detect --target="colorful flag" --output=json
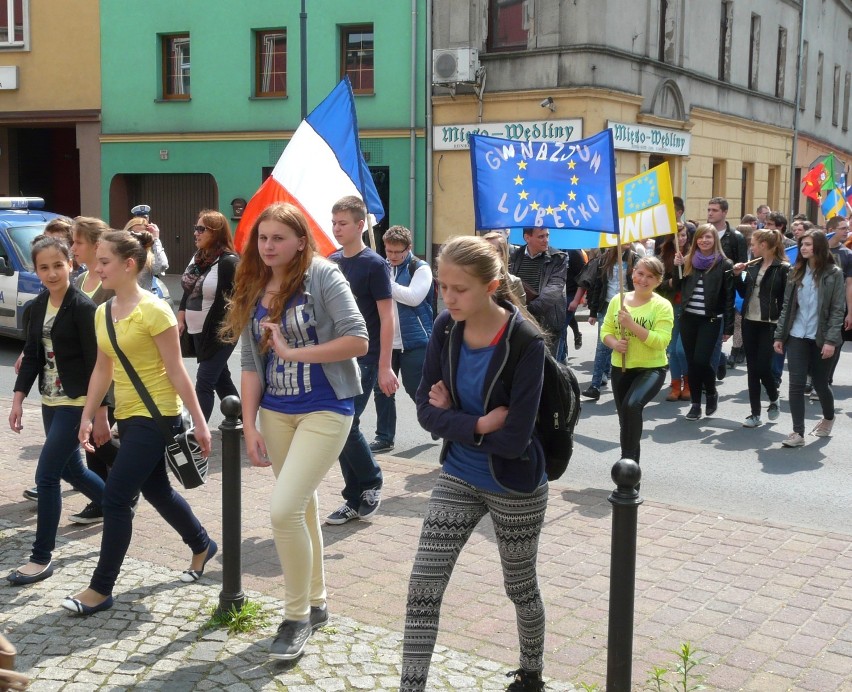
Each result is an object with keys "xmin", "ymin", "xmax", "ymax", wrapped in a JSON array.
[
  {"xmin": 233, "ymin": 78, "xmax": 384, "ymax": 254},
  {"xmin": 515, "ymin": 163, "xmax": 677, "ymax": 250},
  {"xmin": 821, "ymin": 154, "xmax": 838, "ymax": 191},
  {"xmin": 801, "ymin": 162, "xmax": 827, "ymax": 201},
  {"xmin": 821, "ymin": 187, "xmax": 845, "ymax": 219},
  {"xmin": 469, "ymin": 130, "xmax": 619, "ymax": 237}
]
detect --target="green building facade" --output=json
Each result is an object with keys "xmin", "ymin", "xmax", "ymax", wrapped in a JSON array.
[{"xmin": 100, "ymin": 0, "xmax": 427, "ymax": 271}]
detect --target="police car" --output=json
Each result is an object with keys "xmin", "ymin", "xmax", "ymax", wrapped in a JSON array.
[
  {"xmin": 0, "ymin": 197, "xmax": 172, "ymax": 341},
  {"xmin": 0, "ymin": 197, "xmax": 63, "ymax": 340}
]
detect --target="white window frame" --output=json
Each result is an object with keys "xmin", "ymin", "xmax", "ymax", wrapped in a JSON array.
[{"xmin": 0, "ymin": 0, "xmax": 29, "ymax": 50}]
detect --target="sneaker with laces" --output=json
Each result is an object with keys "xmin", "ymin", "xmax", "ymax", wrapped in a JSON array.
[
  {"xmin": 368, "ymin": 439, "xmax": 394, "ymax": 454},
  {"xmin": 309, "ymin": 604, "xmax": 329, "ymax": 631},
  {"xmin": 743, "ymin": 415, "xmax": 762, "ymax": 428},
  {"xmin": 68, "ymin": 501, "xmax": 104, "ymax": 525},
  {"xmin": 767, "ymin": 399, "xmax": 780, "ymax": 421},
  {"xmin": 505, "ymin": 668, "xmax": 545, "ymax": 691},
  {"xmin": 581, "ymin": 386, "xmax": 600, "ymax": 401},
  {"xmin": 23, "ymin": 487, "xmax": 38, "ymax": 502},
  {"xmin": 358, "ymin": 487, "xmax": 382, "ymax": 520},
  {"xmin": 685, "ymin": 404, "xmax": 702, "ymax": 421},
  {"xmin": 810, "ymin": 418, "xmax": 834, "ymax": 437},
  {"xmin": 809, "ymin": 389, "xmax": 820, "ymax": 401},
  {"xmin": 782, "ymin": 432, "xmax": 805, "ymax": 448},
  {"xmin": 269, "ymin": 619, "xmax": 311, "ymax": 660},
  {"xmin": 325, "ymin": 504, "xmax": 359, "ymax": 525}
]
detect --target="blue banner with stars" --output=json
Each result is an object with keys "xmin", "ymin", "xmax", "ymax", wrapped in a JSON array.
[{"xmin": 469, "ymin": 130, "xmax": 619, "ymax": 236}]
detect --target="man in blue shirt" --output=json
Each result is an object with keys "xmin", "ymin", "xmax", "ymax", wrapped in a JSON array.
[{"xmin": 326, "ymin": 196, "xmax": 399, "ymax": 524}]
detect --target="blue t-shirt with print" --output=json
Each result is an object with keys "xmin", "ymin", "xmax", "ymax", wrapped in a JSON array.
[
  {"xmin": 254, "ymin": 298, "xmax": 354, "ymax": 416},
  {"xmin": 328, "ymin": 247, "xmax": 392, "ymax": 365}
]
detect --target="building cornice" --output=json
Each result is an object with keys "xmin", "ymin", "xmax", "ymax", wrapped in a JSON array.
[
  {"xmin": 100, "ymin": 128, "xmax": 424, "ymax": 143},
  {"xmin": 0, "ymin": 109, "xmax": 100, "ymax": 124}
]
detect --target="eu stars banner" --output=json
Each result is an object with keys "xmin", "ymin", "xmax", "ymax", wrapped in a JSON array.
[
  {"xmin": 470, "ymin": 130, "xmax": 619, "ymax": 237},
  {"xmin": 524, "ymin": 162, "xmax": 677, "ymax": 250}
]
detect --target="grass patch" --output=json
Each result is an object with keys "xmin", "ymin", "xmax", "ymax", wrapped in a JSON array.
[{"xmin": 202, "ymin": 599, "xmax": 270, "ymax": 635}]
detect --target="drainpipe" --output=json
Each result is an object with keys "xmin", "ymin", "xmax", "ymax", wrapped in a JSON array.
[
  {"xmin": 410, "ymin": 0, "xmax": 418, "ymax": 235},
  {"xmin": 425, "ymin": 0, "xmax": 434, "ymax": 261},
  {"xmin": 788, "ymin": 0, "xmax": 806, "ymax": 217}
]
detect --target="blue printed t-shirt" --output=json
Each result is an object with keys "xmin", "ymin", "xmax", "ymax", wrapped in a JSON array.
[
  {"xmin": 328, "ymin": 247, "xmax": 392, "ymax": 365},
  {"xmin": 254, "ymin": 297, "xmax": 354, "ymax": 416},
  {"xmin": 443, "ymin": 343, "xmax": 503, "ymax": 493}
]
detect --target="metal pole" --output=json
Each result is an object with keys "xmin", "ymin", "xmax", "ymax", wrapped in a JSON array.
[
  {"xmin": 788, "ymin": 0, "xmax": 807, "ymax": 217},
  {"xmin": 216, "ymin": 395, "xmax": 245, "ymax": 615},
  {"xmin": 300, "ymin": 0, "xmax": 308, "ymax": 120},
  {"xmin": 606, "ymin": 458, "xmax": 643, "ymax": 691}
]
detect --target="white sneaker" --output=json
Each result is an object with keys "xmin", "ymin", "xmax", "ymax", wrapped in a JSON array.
[
  {"xmin": 743, "ymin": 415, "xmax": 762, "ymax": 428},
  {"xmin": 810, "ymin": 418, "xmax": 834, "ymax": 437},
  {"xmin": 782, "ymin": 432, "xmax": 805, "ymax": 448}
]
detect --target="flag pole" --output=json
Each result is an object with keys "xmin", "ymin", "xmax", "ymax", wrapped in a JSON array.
[{"xmin": 618, "ymin": 238, "xmax": 626, "ymax": 372}]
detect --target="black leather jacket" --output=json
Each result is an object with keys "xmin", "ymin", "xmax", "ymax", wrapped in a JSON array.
[
  {"xmin": 508, "ymin": 245, "xmax": 567, "ymax": 335},
  {"xmin": 673, "ymin": 258, "xmax": 736, "ymax": 335},
  {"xmin": 720, "ymin": 223, "xmax": 748, "ymax": 265},
  {"xmin": 735, "ymin": 260, "xmax": 789, "ymax": 323}
]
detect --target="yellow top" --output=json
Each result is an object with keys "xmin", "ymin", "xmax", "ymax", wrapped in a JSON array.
[
  {"xmin": 95, "ymin": 294, "xmax": 181, "ymax": 419},
  {"xmin": 601, "ymin": 293, "xmax": 673, "ymax": 369}
]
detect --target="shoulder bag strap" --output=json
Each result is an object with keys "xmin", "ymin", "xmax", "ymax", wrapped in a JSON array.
[{"xmin": 105, "ymin": 299, "xmax": 181, "ymax": 446}]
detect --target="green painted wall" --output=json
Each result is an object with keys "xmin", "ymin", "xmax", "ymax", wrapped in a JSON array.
[{"xmin": 100, "ymin": 0, "xmax": 428, "ymax": 254}]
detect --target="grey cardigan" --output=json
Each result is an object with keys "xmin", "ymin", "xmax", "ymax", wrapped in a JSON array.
[{"xmin": 241, "ymin": 257, "xmax": 368, "ymax": 400}]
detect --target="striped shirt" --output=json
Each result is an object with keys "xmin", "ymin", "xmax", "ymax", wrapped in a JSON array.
[
  {"xmin": 685, "ymin": 277, "xmax": 707, "ymax": 315},
  {"xmin": 515, "ymin": 252, "xmax": 544, "ymax": 293}
]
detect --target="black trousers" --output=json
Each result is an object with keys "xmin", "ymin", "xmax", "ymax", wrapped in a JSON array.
[
  {"xmin": 680, "ymin": 312, "xmax": 721, "ymax": 405},
  {"xmin": 741, "ymin": 319, "xmax": 779, "ymax": 417},
  {"xmin": 611, "ymin": 366, "xmax": 667, "ymax": 462}
]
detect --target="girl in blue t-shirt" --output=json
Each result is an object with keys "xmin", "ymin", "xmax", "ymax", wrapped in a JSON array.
[
  {"xmin": 220, "ymin": 203, "xmax": 368, "ymax": 662},
  {"xmin": 401, "ymin": 236, "xmax": 547, "ymax": 692}
]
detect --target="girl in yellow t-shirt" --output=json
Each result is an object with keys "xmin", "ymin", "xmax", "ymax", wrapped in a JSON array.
[
  {"xmin": 62, "ymin": 230, "xmax": 215, "ymax": 617},
  {"xmin": 601, "ymin": 256, "xmax": 673, "ymax": 463}
]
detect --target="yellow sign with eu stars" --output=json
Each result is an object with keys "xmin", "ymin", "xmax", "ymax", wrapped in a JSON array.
[{"xmin": 599, "ymin": 162, "xmax": 677, "ymax": 248}]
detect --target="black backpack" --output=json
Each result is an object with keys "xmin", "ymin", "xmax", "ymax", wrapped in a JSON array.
[
  {"xmin": 442, "ymin": 317, "xmax": 581, "ymax": 481},
  {"xmin": 501, "ymin": 320, "xmax": 581, "ymax": 480}
]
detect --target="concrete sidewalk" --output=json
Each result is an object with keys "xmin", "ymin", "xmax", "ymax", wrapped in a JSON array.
[{"xmin": 0, "ymin": 397, "xmax": 850, "ymax": 691}]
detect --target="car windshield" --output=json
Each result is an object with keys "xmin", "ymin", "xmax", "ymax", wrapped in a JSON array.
[{"xmin": 7, "ymin": 224, "xmax": 49, "ymax": 272}]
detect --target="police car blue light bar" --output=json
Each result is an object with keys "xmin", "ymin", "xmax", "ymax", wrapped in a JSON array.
[{"xmin": 0, "ymin": 197, "xmax": 45, "ymax": 210}]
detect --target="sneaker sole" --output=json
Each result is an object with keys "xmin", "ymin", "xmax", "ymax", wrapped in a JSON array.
[
  {"xmin": 269, "ymin": 645, "xmax": 307, "ymax": 661},
  {"xmin": 324, "ymin": 515, "xmax": 358, "ymax": 526},
  {"xmin": 782, "ymin": 441, "xmax": 805, "ymax": 448},
  {"xmin": 358, "ymin": 504, "xmax": 380, "ymax": 521},
  {"xmin": 68, "ymin": 516, "xmax": 104, "ymax": 525},
  {"xmin": 369, "ymin": 447, "xmax": 394, "ymax": 454}
]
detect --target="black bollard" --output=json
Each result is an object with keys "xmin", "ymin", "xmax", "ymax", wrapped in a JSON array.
[
  {"xmin": 606, "ymin": 458, "xmax": 642, "ymax": 692},
  {"xmin": 217, "ymin": 395, "xmax": 245, "ymax": 615}
]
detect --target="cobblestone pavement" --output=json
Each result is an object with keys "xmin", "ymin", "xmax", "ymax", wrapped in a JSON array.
[{"xmin": 1, "ymin": 397, "xmax": 851, "ymax": 690}]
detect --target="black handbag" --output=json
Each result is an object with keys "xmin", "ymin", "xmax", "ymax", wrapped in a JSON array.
[
  {"xmin": 180, "ymin": 328, "xmax": 197, "ymax": 358},
  {"xmin": 105, "ymin": 299, "xmax": 208, "ymax": 489}
]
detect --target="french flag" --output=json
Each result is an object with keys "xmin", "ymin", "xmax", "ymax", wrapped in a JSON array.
[{"xmin": 234, "ymin": 78, "xmax": 385, "ymax": 254}]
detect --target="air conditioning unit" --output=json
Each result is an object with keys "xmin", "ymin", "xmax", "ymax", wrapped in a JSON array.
[{"xmin": 432, "ymin": 48, "xmax": 480, "ymax": 84}]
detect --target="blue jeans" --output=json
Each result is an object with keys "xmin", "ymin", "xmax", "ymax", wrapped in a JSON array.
[
  {"xmin": 667, "ymin": 305, "xmax": 688, "ymax": 381},
  {"xmin": 373, "ymin": 347, "xmax": 426, "ymax": 446},
  {"xmin": 590, "ymin": 310, "xmax": 612, "ymax": 388},
  {"xmin": 89, "ymin": 416, "xmax": 210, "ymax": 596},
  {"xmin": 192, "ymin": 335, "xmax": 239, "ymax": 422},
  {"xmin": 786, "ymin": 337, "xmax": 834, "ymax": 435},
  {"xmin": 338, "ymin": 362, "xmax": 383, "ymax": 509},
  {"xmin": 32, "ymin": 405, "xmax": 105, "ymax": 565}
]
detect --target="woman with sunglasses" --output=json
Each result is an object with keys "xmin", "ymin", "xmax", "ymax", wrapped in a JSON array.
[{"xmin": 177, "ymin": 211, "xmax": 240, "ymax": 421}]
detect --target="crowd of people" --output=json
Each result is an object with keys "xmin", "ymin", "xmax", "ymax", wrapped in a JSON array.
[{"xmin": 4, "ymin": 193, "xmax": 848, "ymax": 692}]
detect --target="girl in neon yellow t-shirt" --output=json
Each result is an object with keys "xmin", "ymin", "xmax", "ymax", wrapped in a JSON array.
[
  {"xmin": 601, "ymin": 256, "xmax": 673, "ymax": 462},
  {"xmin": 62, "ymin": 230, "xmax": 216, "ymax": 617}
]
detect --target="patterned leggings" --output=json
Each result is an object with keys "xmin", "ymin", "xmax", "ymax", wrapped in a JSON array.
[{"xmin": 400, "ymin": 473, "xmax": 548, "ymax": 691}]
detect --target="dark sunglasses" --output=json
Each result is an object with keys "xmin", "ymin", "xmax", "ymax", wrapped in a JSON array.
[{"xmin": 193, "ymin": 225, "xmax": 210, "ymax": 234}]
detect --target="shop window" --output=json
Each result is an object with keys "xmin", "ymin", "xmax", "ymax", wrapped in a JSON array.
[
  {"xmin": 775, "ymin": 27, "xmax": 786, "ymax": 98},
  {"xmin": 815, "ymin": 51, "xmax": 823, "ymax": 120},
  {"xmin": 0, "ymin": 0, "xmax": 26, "ymax": 48},
  {"xmin": 748, "ymin": 14, "xmax": 760, "ymax": 91},
  {"xmin": 255, "ymin": 29, "xmax": 287, "ymax": 98},
  {"xmin": 487, "ymin": 0, "xmax": 528, "ymax": 52},
  {"xmin": 832, "ymin": 64, "xmax": 840, "ymax": 126},
  {"xmin": 162, "ymin": 33, "xmax": 191, "ymax": 100},
  {"xmin": 718, "ymin": 1, "xmax": 733, "ymax": 82},
  {"xmin": 341, "ymin": 24, "xmax": 374, "ymax": 94}
]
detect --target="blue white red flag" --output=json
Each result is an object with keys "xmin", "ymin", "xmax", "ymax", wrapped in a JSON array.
[
  {"xmin": 469, "ymin": 130, "xmax": 618, "ymax": 236},
  {"xmin": 234, "ymin": 78, "xmax": 384, "ymax": 254}
]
